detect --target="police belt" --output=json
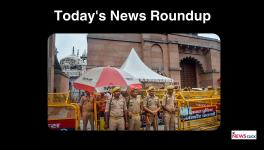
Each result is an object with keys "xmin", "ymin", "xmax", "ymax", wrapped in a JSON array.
[
  {"xmin": 110, "ymin": 116, "xmax": 124, "ymax": 119},
  {"xmin": 131, "ymin": 112, "xmax": 140, "ymax": 115},
  {"xmin": 164, "ymin": 110, "xmax": 176, "ymax": 114}
]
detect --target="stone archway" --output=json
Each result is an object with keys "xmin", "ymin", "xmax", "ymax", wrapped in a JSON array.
[
  {"xmin": 180, "ymin": 57, "xmax": 204, "ymax": 88},
  {"xmin": 151, "ymin": 44, "xmax": 163, "ymax": 71}
]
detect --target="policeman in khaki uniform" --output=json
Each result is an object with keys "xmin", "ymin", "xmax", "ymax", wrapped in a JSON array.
[
  {"xmin": 104, "ymin": 87, "xmax": 128, "ymax": 130},
  {"xmin": 162, "ymin": 85, "xmax": 177, "ymax": 131},
  {"xmin": 143, "ymin": 86, "xmax": 161, "ymax": 131},
  {"xmin": 79, "ymin": 91, "xmax": 94, "ymax": 131},
  {"xmin": 127, "ymin": 88, "xmax": 142, "ymax": 130}
]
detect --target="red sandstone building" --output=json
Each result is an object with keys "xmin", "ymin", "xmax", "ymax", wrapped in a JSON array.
[{"xmin": 86, "ymin": 33, "xmax": 220, "ymax": 88}]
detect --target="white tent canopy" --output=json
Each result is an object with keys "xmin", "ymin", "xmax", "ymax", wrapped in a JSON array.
[{"xmin": 120, "ymin": 48, "xmax": 174, "ymax": 83}]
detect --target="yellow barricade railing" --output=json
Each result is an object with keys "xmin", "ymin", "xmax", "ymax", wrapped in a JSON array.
[
  {"xmin": 48, "ymin": 89, "xmax": 220, "ymax": 131},
  {"xmin": 48, "ymin": 92, "xmax": 70, "ymax": 104},
  {"xmin": 94, "ymin": 98, "xmax": 98, "ymax": 131},
  {"xmin": 70, "ymin": 103, "xmax": 81, "ymax": 130},
  {"xmin": 48, "ymin": 92, "xmax": 80, "ymax": 130},
  {"xmin": 176, "ymin": 90, "xmax": 220, "ymax": 131},
  {"xmin": 48, "ymin": 103, "xmax": 80, "ymax": 130},
  {"xmin": 139, "ymin": 89, "xmax": 220, "ymax": 131}
]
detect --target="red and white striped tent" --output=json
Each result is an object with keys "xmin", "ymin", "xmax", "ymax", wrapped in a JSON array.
[{"xmin": 73, "ymin": 66, "xmax": 142, "ymax": 92}]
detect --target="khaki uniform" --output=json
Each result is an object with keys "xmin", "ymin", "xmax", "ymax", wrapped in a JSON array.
[
  {"xmin": 80, "ymin": 96, "xmax": 94, "ymax": 131},
  {"xmin": 162, "ymin": 94, "xmax": 177, "ymax": 130},
  {"xmin": 128, "ymin": 95, "xmax": 142, "ymax": 130},
  {"xmin": 105, "ymin": 96, "xmax": 127, "ymax": 130},
  {"xmin": 143, "ymin": 96, "xmax": 160, "ymax": 130}
]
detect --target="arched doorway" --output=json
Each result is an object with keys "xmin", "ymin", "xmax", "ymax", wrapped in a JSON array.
[
  {"xmin": 151, "ymin": 44, "xmax": 163, "ymax": 71},
  {"xmin": 180, "ymin": 57, "xmax": 203, "ymax": 88}
]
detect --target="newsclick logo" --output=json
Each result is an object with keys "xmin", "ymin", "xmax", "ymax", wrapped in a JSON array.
[{"xmin": 231, "ymin": 130, "xmax": 257, "ymax": 140}]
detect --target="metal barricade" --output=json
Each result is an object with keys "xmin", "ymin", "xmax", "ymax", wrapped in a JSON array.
[
  {"xmin": 176, "ymin": 90, "xmax": 220, "ymax": 131},
  {"xmin": 48, "ymin": 92, "xmax": 80, "ymax": 131},
  {"xmin": 48, "ymin": 92, "xmax": 70, "ymax": 104}
]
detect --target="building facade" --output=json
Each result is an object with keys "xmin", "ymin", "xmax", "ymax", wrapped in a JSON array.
[
  {"xmin": 87, "ymin": 33, "xmax": 220, "ymax": 88},
  {"xmin": 48, "ymin": 34, "xmax": 69, "ymax": 93}
]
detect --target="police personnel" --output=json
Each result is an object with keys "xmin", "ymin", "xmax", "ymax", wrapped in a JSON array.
[
  {"xmin": 143, "ymin": 86, "xmax": 161, "ymax": 131},
  {"xmin": 79, "ymin": 91, "xmax": 94, "ymax": 131},
  {"xmin": 104, "ymin": 87, "xmax": 128, "ymax": 130},
  {"xmin": 162, "ymin": 85, "xmax": 177, "ymax": 131},
  {"xmin": 127, "ymin": 88, "xmax": 142, "ymax": 130}
]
